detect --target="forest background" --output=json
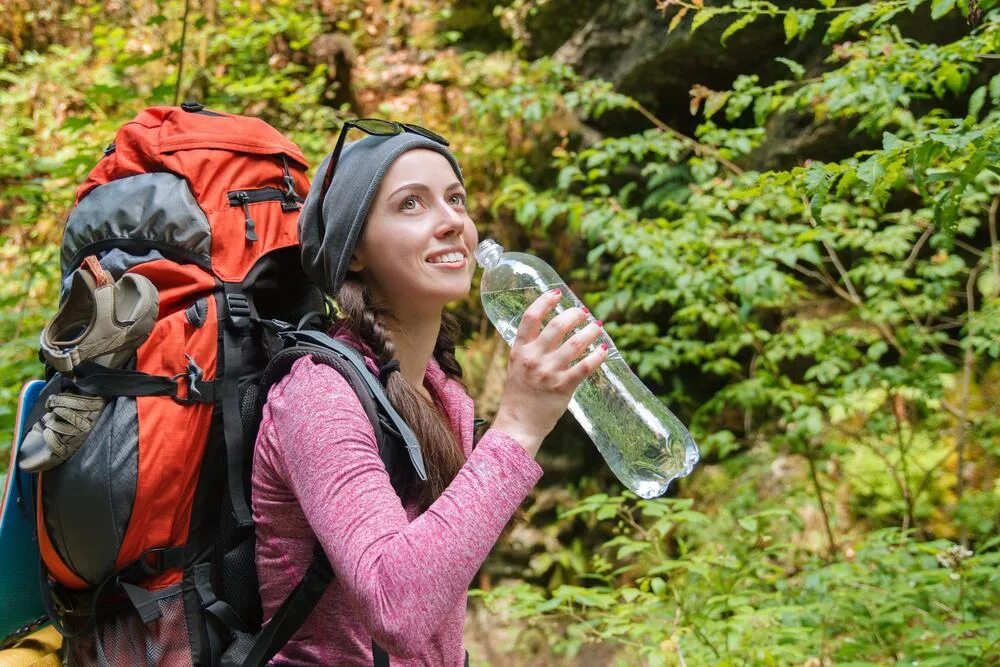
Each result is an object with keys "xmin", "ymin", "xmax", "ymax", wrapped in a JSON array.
[{"xmin": 1, "ymin": 0, "xmax": 998, "ymax": 665}]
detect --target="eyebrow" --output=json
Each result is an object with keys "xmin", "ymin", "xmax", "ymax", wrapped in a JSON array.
[{"xmin": 388, "ymin": 181, "xmax": 464, "ymax": 198}]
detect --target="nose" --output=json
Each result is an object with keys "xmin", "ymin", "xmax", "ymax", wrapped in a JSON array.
[{"xmin": 434, "ymin": 199, "xmax": 465, "ymax": 237}]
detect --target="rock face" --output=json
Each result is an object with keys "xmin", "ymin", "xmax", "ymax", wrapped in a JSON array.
[
  {"xmin": 528, "ymin": 0, "xmax": 791, "ymax": 135},
  {"xmin": 458, "ymin": 0, "xmax": 831, "ymax": 163},
  {"xmin": 454, "ymin": 0, "xmax": 970, "ymax": 168}
]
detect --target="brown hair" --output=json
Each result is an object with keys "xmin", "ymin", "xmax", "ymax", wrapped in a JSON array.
[{"xmin": 335, "ymin": 278, "xmax": 467, "ymax": 510}]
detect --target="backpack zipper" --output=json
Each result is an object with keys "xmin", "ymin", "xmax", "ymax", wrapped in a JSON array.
[
  {"xmin": 280, "ymin": 155, "xmax": 303, "ymax": 211},
  {"xmin": 227, "ymin": 159, "xmax": 304, "ymax": 244},
  {"xmin": 227, "ymin": 188, "xmax": 293, "ymax": 242}
]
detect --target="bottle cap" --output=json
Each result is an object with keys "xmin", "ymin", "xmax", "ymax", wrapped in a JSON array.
[{"xmin": 474, "ymin": 239, "xmax": 504, "ymax": 269}]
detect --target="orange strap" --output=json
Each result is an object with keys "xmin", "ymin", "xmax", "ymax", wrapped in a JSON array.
[{"xmin": 81, "ymin": 255, "xmax": 112, "ymax": 287}]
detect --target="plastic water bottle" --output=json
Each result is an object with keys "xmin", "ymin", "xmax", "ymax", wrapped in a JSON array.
[{"xmin": 475, "ymin": 239, "xmax": 699, "ymax": 498}]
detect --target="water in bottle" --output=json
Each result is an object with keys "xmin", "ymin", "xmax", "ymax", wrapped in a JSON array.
[{"xmin": 475, "ymin": 239, "xmax": 699, "ymax": 498}]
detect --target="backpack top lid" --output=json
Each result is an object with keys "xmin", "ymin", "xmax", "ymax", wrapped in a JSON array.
[{"xmin": 62, "ymin": 105, "xmax": 311, "ymax": 283}]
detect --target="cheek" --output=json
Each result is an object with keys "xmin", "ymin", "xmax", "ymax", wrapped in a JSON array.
[{"xmin": 463, "ymin": 219, "xmax": 479, "ymax": 246}]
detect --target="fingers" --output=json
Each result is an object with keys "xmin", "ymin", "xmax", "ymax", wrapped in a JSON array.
[
  {"xmin": 562, "ymin": 342, "xmax": 608, "ymax": 387},
  {"xmin": 515, "ymin": 288, "xmax": 564, "ymax": 345},
  {"xmin": 550, "ymin": 319, "xmax": 605, "ymax": 368},
  {"xmin": 536, "ymin": 304, "xmax": 590, "ymax": 351}
]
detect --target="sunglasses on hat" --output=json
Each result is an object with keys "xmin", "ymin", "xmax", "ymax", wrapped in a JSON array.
[{"xmin": 317, "ymin": 118, "xmax": 449, "ymax": 216}]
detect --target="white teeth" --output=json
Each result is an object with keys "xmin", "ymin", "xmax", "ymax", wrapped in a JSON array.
[{"xmin": 428, "ymin": 252, "xmax": 464, "ymax": 264}]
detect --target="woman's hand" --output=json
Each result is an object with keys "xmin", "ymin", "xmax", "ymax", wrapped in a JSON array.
[{"xmin": 491, "ymin": 288, "xmax": 608, "ymax": 457}]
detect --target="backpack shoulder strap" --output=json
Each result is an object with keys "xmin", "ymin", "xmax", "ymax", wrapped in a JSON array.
[
  {"xmin": 237, "ymin": 331, "xmax": 425, "ymax": 667},
  {"xmin": 235, "ymin": 541, "xmax": 333, "ymax": 667}
]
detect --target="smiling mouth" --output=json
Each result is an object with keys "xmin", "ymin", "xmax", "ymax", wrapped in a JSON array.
[{"xmin": 427, "ymin": 251, "xmax": 466, "ymax": 265}]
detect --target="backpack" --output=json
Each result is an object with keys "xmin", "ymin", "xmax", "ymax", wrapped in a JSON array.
[{"xmin": 25, "ymin": 104, "xmax": 421, "ymax": 666}]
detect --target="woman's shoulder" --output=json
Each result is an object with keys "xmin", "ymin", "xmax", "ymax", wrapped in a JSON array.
[{"xmin": 267, "ymin": 355, "xmax": 369, "ymax": 420}]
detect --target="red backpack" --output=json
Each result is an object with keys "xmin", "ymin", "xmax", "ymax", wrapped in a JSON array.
[{"xmin": 32, "ymin": 103, "xmax": 327, "ymax": 665}]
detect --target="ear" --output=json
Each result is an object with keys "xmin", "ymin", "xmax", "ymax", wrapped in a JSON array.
[{"xmin": 348, "ymin": 252, "xmax": 365, "ymax": 272}]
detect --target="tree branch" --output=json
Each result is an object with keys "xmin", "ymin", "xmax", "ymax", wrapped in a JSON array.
[
  {"xmin": 954, "ymin": 266, "xmax": 979, "ymax": 546},
  {"xmin": 990, "ymin": 195, "xmax": 999, "ymax": 299},
  {"xmin": 890, "ymin": 393, "xmax": 916, "ymax": 533},
  {"xmin": 629, "ymin": 100, "xmax": 745, "ymax": 176},
  {"xmin": 903, "ymin": 224, "xmax": 934, "ymax": 272},
  {"xmin": 174, "ymin": 0, "xmax": 191, "ymax": 105},
  {"xmin": 822, "ymin": 240, "xmax": 861, "ymax": 304},
  {"xmin": 806, "ymin": 450, "xmax": 838, "ymax": 560}
]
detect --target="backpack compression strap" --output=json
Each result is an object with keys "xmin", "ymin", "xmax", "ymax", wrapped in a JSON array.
[{"xmin": 238, "ymin": 332, "xmax": 419, "ymax": 667}]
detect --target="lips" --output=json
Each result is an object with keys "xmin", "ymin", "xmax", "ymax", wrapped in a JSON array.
[{"xmin": 426, "ymin": 248, "xmax": 467, "ymax": 264}]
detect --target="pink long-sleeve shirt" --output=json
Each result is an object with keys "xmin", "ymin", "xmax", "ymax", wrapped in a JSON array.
[{"xmin": 252, "ymin": 351, "xmax": 542, "ymax": 666}]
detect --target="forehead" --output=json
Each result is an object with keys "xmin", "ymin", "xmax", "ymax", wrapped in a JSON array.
[{"xmin": 382, "ymin": 149, "xmax": 461, "ymax": 187}]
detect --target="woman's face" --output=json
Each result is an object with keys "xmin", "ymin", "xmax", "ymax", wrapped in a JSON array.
[{"xmin": 349, "ymin": 148, "xmax": 478, "ymax": 320}]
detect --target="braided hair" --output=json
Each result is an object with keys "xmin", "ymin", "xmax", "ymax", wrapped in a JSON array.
[{"xmin": 336, "ymin": 278, "xmax": 466, "ymax": 509}]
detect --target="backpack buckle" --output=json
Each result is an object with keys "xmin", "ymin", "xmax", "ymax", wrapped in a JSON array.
[
  {"xmin": 225, "ymin": 292, "xmax": 253, "ymax": 329},
  {"xmin": 133, "ymin": 546, "xmax": 186, "ymax": 577},
  {"xmin": 172, "ymin": 355, "xmax": 215, "ymax": 404}
]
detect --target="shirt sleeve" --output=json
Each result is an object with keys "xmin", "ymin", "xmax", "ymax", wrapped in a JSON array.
[{"xmin": 267, "ymin": 357, "xmax": 542, "ymax": 656}]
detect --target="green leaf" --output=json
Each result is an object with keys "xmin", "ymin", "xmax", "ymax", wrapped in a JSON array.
[
  {"xmin": 721, "ymin": 13, "xmax": 758, "ymax": 46},
  {"xmin": 825, "ymin": 11, "xmax": 853, "ymax": 42},
  {"xmin": 977, "ymin": 272, "xmax": 998, "ymax": 298},
  {"xmin": 704, "ymin": 91, "xmax": 730, "ymax": 118},
  {"xmin": 61, "ymin": 116, "xmax": 92, "ymax": 131},
  {"xmin": 882, "ymin": 131, "xmax": 903, "ymax": 151},
  {"xmin": 775, "ymin": 57, "xmax": 805, "ymax": 79},
  {"xmin": 868, "ymin": 340, "xmax": 889, "ymax": 360},
  {"xmin": 967, "ymin": 85, "xmax": 986, "ymax": 119},
  {"xmin": 939, "ymin": 62, "xmax": 964, "ymax": 95},
  {"xmin": 691, "ymin": 8, "xmax": 719, "ymax": 34},
  {"xmin": 784, "ymin": 10, "xmax": 799, "ymax": 42},
  {"xmin": 620, "ymin": 587, "xmax": 641, "ymax": 603},
  {"xmin": 931, "ymin": 0, "xmax": 957, "ymax": 18},
  {"xmin": 818, "ymin": 0, "xmax": 836, "ymax": 7},
  {"xmin": 856, "ymin": 158, "xmax": 885, "ymax": 185}
]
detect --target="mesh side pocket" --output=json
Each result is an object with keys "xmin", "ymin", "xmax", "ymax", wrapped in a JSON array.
[
  {"xmin": 239, "ymin": 381, "xmax": 260, "ymax": 436},
  {"xmin": 65, "ymin": 585, "xmax": 193, "ymax": 667},
  {"xmin": 222, "ymin": 536, "xmax": 263, "ymax": 630}
]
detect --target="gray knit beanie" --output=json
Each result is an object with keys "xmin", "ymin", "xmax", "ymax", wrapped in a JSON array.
[{"xmin": 299, "ymin": 132, "xmax": 464, "ymax": 296}]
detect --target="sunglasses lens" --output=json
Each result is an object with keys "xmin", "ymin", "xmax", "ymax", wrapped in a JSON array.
[{"xmin": 352, "ymin": 119, "xmax": 400, "ymax": 136}]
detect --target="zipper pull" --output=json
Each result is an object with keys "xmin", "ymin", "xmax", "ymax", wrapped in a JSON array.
[
  {"xmin": 236, "ymin": 191, "xmax": 258, "ymax": 242},
  {"xmin": 280, "ymin": 155, "xmax": 302, "ymax": 211}
]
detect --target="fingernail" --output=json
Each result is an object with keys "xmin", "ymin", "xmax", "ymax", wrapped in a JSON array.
[
  {"xmin": 596, "ymin": 320, "xmax": 604, "ymax": 327},
  {"xmin": 582, "ymin": 307, "xmax": 590, "ymax": 315},
  {"xmin": 601, "ymin": 342, "xmax": 609, "ymax": 350},
  {"xmin": 550, "ymin": 288, "xmax": 562, "ymax": 295}
]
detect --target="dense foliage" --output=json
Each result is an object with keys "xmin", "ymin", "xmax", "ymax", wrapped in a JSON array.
[{"xmin": 2, "ymin": 1, "xmax": 998, "ymax": 664}]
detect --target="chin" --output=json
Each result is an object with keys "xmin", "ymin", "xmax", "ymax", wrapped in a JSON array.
[{"xmin": 428, "ymin": 283, "xmax": 473, "ymax": 306}]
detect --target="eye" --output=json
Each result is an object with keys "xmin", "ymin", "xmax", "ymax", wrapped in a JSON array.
[
  {"xmin": 448, "ymin": 192, "xmax": 466, "ymax": 207},
  {"xmin": 400, "ymin": 195, "xmax": 420, "ymax": 210}
]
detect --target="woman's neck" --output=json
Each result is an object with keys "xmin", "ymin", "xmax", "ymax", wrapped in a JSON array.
[{"xmin": 387, "ymin": 312, "xmax": 442, "ymax": 390}]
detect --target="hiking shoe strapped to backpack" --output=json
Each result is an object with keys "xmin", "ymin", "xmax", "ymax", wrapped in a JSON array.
[
  {"xmin": 39, "ymin": 255, "xmax": 159, "ymax": 374},
  {"xmin": 18, "ymin": 256, "xmax": 158, "ymax": 472}
]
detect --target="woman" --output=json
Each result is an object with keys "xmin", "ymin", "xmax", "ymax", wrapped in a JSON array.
[{"xmin": 252, "ymin": 121, "xmax": 607, "ymax": 666}]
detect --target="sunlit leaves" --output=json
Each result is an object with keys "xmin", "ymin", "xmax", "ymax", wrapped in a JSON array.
[{"xmin": 480, "ymin": 500, "xmax": 1000, "ymax": 663}]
